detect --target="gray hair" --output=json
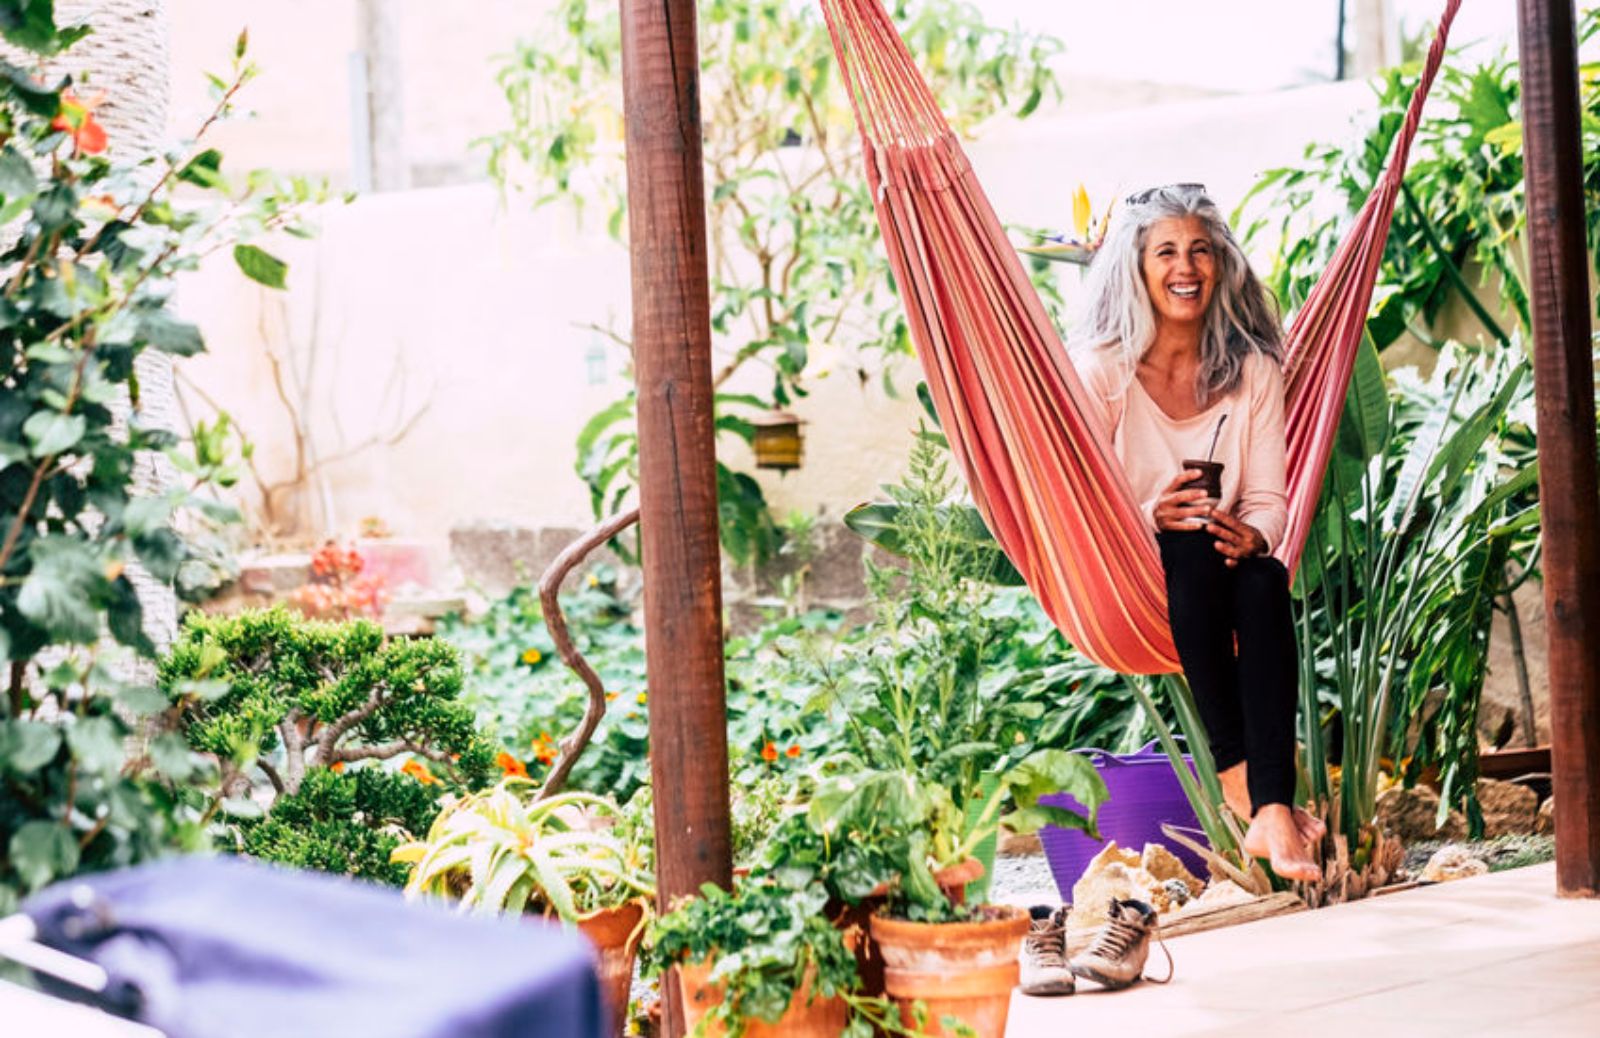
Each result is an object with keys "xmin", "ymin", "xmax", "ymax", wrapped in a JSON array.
[{"xmin": 1074, "ymin": 184, "xmax": 1282, "ymax": 405}]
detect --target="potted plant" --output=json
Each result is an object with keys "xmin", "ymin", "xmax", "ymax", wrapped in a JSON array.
[
  {"xmin": 648, "ymin": 880, "xmax": 855, "ymax": 1037},
  {"xmin": 802, "ymin": 758, "xmax": 1103, "ymax": 1038},
  {"xmin": 392, "ymin": 779, "xmax": 654, "ymax": 1035}
]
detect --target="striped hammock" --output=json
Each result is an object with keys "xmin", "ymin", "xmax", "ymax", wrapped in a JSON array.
[{"xmin": 819, "ymin": 0, "xmax": 1462, "ymax": 675}]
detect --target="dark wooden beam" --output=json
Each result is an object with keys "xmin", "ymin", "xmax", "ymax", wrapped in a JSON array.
[
  {"xmin": 618, "ymin": 0, "xmax": 734, "ymax": 1031},
  {"xmin": 1518, "ymin": 0, "xmax": 1600, "ymax": 897}
]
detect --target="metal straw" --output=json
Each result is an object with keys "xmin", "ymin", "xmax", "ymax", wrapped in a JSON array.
[{"xmin": 1205, "ymin": 413, "xmax": 1228, "ymax": 463}]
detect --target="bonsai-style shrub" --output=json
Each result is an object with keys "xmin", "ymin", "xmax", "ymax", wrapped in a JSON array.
[{"xmin": 159, "ymin": 607, "xmax": 497, "ymax": 884}]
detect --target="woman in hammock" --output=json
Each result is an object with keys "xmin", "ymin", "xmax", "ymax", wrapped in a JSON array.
[{"xmin": 1073, "ymin": 183, "xmax": 1324, "ymax": 884}]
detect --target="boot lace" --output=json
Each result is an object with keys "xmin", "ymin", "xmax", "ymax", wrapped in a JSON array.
[
  {"xmin": 1024, "ymin": 921, "xmax": 1067, "ymax": 970},
  {"xmin": 1084, "ymin": 907, "xmax": 1175, "ymax": 985}
]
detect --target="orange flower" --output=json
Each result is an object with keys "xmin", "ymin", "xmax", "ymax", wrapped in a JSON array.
[
  {"xmin": 760, "ymin": 741, "xmax": 778, "ymax": 763},
  {"xmin": 520, "ymin": 647, "xmax": 543, "ymax": 665},
  {"xmin": 604, "ymin": 691, "xmax": 619, "ymax": 702},
  {"xmin": 496, "ymin": 751, "xmax": 529, "ymax": 779},
  {"xmin": 330, "ymin": 761, "xmax": 346, "ymax": 773},
  {"xmin": 400, "ymin": 759, "xmax": 439, "ymax": 785},
  {"xmin": 52, "ymin": 90, "xmax": 108, "ymax": 155},
  {"xmin": 785, "ymin": 744, "xmax": 801, "ymax": 759},
  {"xmin": 531, "ymin": 732, "xmax": 558, "ymax": 767}
]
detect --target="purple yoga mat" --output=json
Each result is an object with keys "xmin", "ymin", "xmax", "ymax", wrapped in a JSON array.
[{"xmin": 1039, "ymin": 740, "xmax": 1206, "ymax": 900}]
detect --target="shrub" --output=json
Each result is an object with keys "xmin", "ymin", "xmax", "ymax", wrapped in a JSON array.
[{"xmin": 160, "ymin": 607, "xmax": 497, "ymax": 884}]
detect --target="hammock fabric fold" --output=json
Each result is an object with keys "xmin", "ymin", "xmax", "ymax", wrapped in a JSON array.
[{"xmin": 820, "ymin": 0, "xmax": 1462, "ymax": 675}]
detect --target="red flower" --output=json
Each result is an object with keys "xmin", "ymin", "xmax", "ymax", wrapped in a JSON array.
[
  {"xmin": 760, "ymin": 741, "xmax": 778, "ymax": 763},
  {"xmin": 329, "ymin": 761, "xmax": 346, "ymax": 774},
  {"xmin": 785, "ymin": 744, "xmax": 801, "ymax": 759},
  {"xmin": 51, "ymin": 90, "xmax": 108, "ymax": 155}
]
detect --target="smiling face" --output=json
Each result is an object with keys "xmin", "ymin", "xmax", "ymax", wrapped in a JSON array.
[{"xmin": 1141, "ymin": 215, "xmax": 1216, "ymax": 328}]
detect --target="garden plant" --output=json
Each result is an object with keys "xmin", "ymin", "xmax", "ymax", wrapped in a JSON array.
[
  {"xmin": 160, "ymin": 607, "xmax": 497, "ymax": 885},
  {"xmin": 484, "ymin": 0, "xmax": 1064, "ymax": 563},
  {"xmin": 0, "ymin": 10, "xmax": 328, "ymax": 911}
]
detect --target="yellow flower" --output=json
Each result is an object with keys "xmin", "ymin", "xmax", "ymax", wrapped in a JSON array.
[
  {"xmin": 1072, "ymin": 183, "xmax": 1092, "ymax": 241},
  {"xmin": 635, "ymin": 692, "xmax": 648, "ymax": 706},
  {"xmin": 586, "ymin": 574, "xmax": 600, "ymax": 588},
  {"xmin": 521, "ymin": 647, "xmax": 543, "ymax": 665}
]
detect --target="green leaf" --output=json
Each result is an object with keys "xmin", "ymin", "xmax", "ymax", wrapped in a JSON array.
[
  {"xmin": 0, "ymin": 721, "xmax": 62, "ymax": 774},
  {"xmin": 17, "ymin": 537, "xmax": 104, "ymax": 643},
  {"xmin": 233, "ymin": 244, "xmax": 289, "ymax": 289},
  {"xmin": 1001, "ymin": 749, "xmax": 1108, "ymax": 838},
  {"xmin": 116, "ymin": 684, "xmax": 168, "ymax": 717},
  {"xmin": 221, "ymin": 796, "xmax": 265, "ymax": 819},
  {"xmin": 177, "ymin": 148, "xmax": 224, "ymax": 189},
  {"xmin": 137, "ymin": 310, "xmax": 205, "ymax": 356},
  {"xmin": 0, "ymin": 145, "xmax": 36, "ymax": 198},
  {"xmin": 22, "ymin": 411, "xmax": 86, "ymax": 456},
  {"xmin": 68, "ymin": 716, "xmax": 126, "ymax": 772},
  {"xmin": 150, "ymin": 732, "xmax": 201, "ymax": 781},
  {"xmin": 9, "ymin": 821, "xmax": 78, "ymax": 891}
]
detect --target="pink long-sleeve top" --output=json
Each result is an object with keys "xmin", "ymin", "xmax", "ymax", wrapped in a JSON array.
[{"xmin": 1074, "ymin": 347, "xmax": 1289, "ymax": 552}]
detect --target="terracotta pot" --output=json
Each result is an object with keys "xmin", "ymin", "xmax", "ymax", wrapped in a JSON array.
[
  {"xmin": 869, "ymin": 906, "xmax": 1029, "ymax": 1038},
  {"xmin": 576, "ymin": 900, "xmax": 646, "ymax": 1038},
  {"xmin": 835, "ymin": 858, "xmax": 987, "ymax": 1000},
  {"xmin": 677, "ymin": 959, "xmax": 848, "ymax": 1038}
]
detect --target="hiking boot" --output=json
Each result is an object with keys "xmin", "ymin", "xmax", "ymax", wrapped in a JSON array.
[
  {"xmin": 1018, "ymin": 905, "xmax": 1074, "ymax": 996},
  {"xmin": 1069, "ymin": 898, "xmax": 1163, "ymax": 991}
]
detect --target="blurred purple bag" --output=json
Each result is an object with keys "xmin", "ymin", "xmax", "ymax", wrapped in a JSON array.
[{"xmin": 1038, "ymin": 740, "xmax": 1206, "ymax": 899}]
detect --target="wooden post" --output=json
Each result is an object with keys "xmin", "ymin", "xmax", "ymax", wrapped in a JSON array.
[
  {"xmin": 619, "ymin": 0, "xmax": 734, "ymax": 1031},
  {"xmin": 1518, "ymin": 0, "xmax": 1600, "ymax": 897}
]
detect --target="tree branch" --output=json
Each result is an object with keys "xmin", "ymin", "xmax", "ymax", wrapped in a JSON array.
[
  {"xmin": 536, "ymin": 507, "xmax": 641, "ymax": 801},
  {"xmin": 315, "ymin": 685, "xmax": 388, "ymax": 763}
]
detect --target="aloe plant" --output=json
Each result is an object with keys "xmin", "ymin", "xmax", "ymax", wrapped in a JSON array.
[{"xmin": 392, "ymin": 781, "xmax": 654, "ymax": 922}]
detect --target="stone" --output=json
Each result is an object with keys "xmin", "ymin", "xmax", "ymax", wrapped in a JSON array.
[
  {"xmin": 1065, "ymin": 861, "xmax": 1153, "ymax": 931},
  {"xmin": 1475, "ymin": 778, "xmax": 1539, "ymax": 838},
  {"xmin": 1085, "ymin": 840, "xmax": 1142, "ymax": 873},
  {"xmin": 1535, "ymin": 796, "xmax": 1554, "ymax": 836},
  {"xmin": 1375, "ymin": 783, "xmax": 1466, "ymax": 842},
  {"xmin": 1141, "ymin": 842, "xmax": 1203, "ymax": 898},
  {"xmin": 1177, "ymin": 879, "xmax": 1254, "ymax": 915},
  {"xmin": 1421, "ymin": 845, "xmax": 1489, "ymax": 883}
]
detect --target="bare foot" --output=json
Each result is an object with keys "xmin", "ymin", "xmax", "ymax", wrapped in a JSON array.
[
  {"xmin": 1218, "ymin": 763, "xmax": 1252, "ymax": 820},
  {"xmin": 1243, "ymin": 805, "xmax": 1321, "ymax": 882},
  {"xmin": 1293, "ymin": 807, "xmax": 1327, "ymax": 845}
]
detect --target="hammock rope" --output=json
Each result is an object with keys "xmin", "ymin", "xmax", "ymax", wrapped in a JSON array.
[{"xmin": 820, "ymin": 0, "xmax": 1462, "ymax": 675}]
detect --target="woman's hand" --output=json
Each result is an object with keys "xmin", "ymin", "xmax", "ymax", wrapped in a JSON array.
[
  {"xmin": 1152, "ymin": 469, "xmax": 1214, "ymax": 531},
  {"xmin": 1210, "ymin": 510, "xmax": 1268, "ymax": 567}
]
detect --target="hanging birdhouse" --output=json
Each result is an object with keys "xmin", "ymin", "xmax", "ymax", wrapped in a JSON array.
[{"xmin": 750, "ymin": 411, "xmax": 805, "ymax": 470}]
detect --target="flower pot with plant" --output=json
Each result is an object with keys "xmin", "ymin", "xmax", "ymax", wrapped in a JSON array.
[
  {"xmin": 648, "ymin": 880, "xmax": 855, "ymax": 1038},
  {"xmin": 798, "ymin": 756, "xmax": 1104, "ymax": 1038},
  {"xmin": 392, "ymin": 780, "xmax": 654, "ymax": 1036}
]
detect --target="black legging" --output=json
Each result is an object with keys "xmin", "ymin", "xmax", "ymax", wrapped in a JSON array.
[{"xmin": 1157, "ymin": 529, "xmax": 1298, "ymax": 812}]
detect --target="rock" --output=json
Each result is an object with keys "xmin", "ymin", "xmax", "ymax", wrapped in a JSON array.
[
  {"xmin": 1084, "ymin": 841, "xmax": 1142, "ymax": 874},
  {"xmin": 1375, "ymin": 784, "xmax": 1466, "ymax": 842},
  {"xmin": 1177, "ymin": 879, "xmax": 1254, "ymax": 915},
  {"xmin": 1141, "ymin": 843, "xmax": 1203, "ymax": 898},
  {"xmin": 1476, "ymin": 778, "xmax": 1539, "ymax": 838},
  {"xmin": 1536, "ymin": 797, "xmax": 1555, "ymax": 836},
  {"xmin": 1066, "ymin": 862, "xmax": 1153, "ymax": 930},
  {"xmin": 1149, "ymin": 877, "xmax": 1195, "ymax": 915},
  {"xmin": 1421, "ymin": 845, "xmax": 1489, "ymax": 883}
]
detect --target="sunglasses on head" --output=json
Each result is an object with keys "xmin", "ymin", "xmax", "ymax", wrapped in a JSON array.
[{"xmin": 1124, "ymin": 182, "xmax": 1209, "ymax": 205}]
